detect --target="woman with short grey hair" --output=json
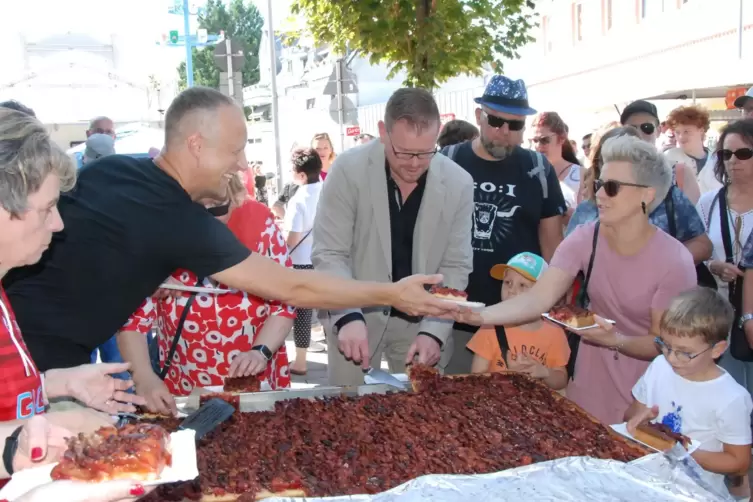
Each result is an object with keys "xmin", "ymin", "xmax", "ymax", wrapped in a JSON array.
[
  {"xmin": 457, "ymin": 134, "xmax": 697, "ymax": 425},
  {"xmin": 0, "ymin": 108, "xmax": 148, "ymax": 500}
]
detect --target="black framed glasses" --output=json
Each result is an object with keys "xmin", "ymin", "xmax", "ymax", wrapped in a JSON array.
[
  {"xmin": 482, "ymin": 111, "xmax": 526, "ymax": 131},
  {"xmin": 207, "ymin": 202, "xmax": 231, "ymax": 216},
  {"xmin": 594, "ymin": 179, "xmax": 649, "ymax": 197},
  {"xmin": 387, "ymin": 133, "xmax": 437, "ymax": 160},
  {"xmin": 654, "ymin": 337, "xmax": 714, "ymax": 364},
  {"xmin": 531, "ymin": 135, "xmax": 555, "ymax": 146},
  {"xmin": 719, "ymin": 148, "xmax": 753, "ymax": 161}
]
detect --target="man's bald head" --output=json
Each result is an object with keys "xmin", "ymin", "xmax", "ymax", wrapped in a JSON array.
[
  {"xmin": 164, "ymin": 87, "xmax": 239, "ymax": 149},
  {"xmin": 87, "ymin": 116, "xmax": 115, "ymax": 138}
]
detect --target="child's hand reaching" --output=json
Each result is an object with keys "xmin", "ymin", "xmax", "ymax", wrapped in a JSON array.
[
  {"xmin": 626, "ymin": 404, "xmax": 659, "ymax": 435},
  {"xmin": 507, "ymin": 352, "xmax": 550, "ymax": 380}
]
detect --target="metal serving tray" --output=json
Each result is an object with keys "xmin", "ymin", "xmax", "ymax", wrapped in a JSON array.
[{"xmin": 174, "ymin": 384, "xmax": 405, "ymax": 414}]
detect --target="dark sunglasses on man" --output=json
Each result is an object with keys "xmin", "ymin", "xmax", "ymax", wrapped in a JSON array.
[
  {"xmin": 207, "ymin": 202, "xmax": 231, "ymax": 217},
  {"xmin": 593, "ymin": 179, "xmax": 649, "ymax": 198},
  {"xmin": 481, "ymin": 110, "xmax": 525, "ymax": 131},
  {"xmin": 719, "ymin": 148, "xmax": 753, "ymax": 161},
  {"xmin": 634, "ymin": 123, "xmax": 655, "ymax": 135}
]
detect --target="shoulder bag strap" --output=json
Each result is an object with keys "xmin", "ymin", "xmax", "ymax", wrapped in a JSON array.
[
  {"xmin": 159, "ymin": 277, "xmax": 204, "ymax": 380},
  {"xmin": 289, "ymin": 228, "xmax": 313, "ymax": 255},
  {"xmin": 664, "ymin": 186, "xmax": 677, "ymax": 238},
  {"xmin": 531, "ymin": 151, "xmax": 549, "ymax": 199},
  {"xmin": 719, "ymin": 186, "xmax": 734, "ymax": 264},
  {"xmin": 705, "ymin": 190, "xmax": 721, "ymax": 230},
  {"xmin": 576, "ymin": 222, "xmax": 600, "ymax": 308},
  {"xmin": 447, "ymin": 143, "xmax": 460, "ymax": 161}
]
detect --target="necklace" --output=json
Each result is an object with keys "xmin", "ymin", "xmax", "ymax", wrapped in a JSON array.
[{"xmin": 556, "ymin": 163, "xmax": 572, "ymax": 180}]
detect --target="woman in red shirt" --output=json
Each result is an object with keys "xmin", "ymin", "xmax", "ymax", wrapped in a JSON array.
[
  {"xmin": 0, "ymin": 108, "xmax": 145, "ymax": 490},
  {"xmin": 118, "ymin": 177, "xmax": 295, "ymax": 415}
]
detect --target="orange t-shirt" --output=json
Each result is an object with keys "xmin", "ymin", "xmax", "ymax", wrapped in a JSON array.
[{"xmin": 466, "ymin": 323, "xmax": 571, "ymax": 372}]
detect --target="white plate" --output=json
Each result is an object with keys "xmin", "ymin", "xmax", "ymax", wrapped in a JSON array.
[
  {"xmin": 159, "ymin": 283, "xmax": 231, "ymax": 295},
  {"xmin": 541, "ymin": 312, "xmax": 615, "ymax": 331},
  {"xmin": 610, "ymin": 422, "xmax": 701, "ymax": 458},
  {"xmin": 0, "ymin": 430, "xmax": 198, "ymax": 499},
  {"xmin": 438, "ymin": 298, "xmax": 485, "ymax": 312}
]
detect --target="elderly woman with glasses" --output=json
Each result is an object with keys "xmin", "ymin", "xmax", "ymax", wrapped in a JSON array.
[
  {"xmin": 457, "ymin": 135, "xmax": 697, "ymax": 425},
  {"xmin": 0, "ymin": 108, "xmax": 148, "ymax": 499},
  {"xmin": 570, "ymin": 125, "xmax": 712, "ymax": 268}
]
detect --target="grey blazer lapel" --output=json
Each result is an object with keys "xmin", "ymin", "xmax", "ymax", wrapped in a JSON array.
[
  {"xmin": 368, "ymin": 143, "xmax": 392, "ymax": 274},
  {"xmin": 413, "ymin": 161, "xmax": 446, "ymax": 274}
]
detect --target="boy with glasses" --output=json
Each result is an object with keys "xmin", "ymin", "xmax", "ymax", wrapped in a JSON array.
[{"xmin": 625, "ymin": 287, "xmax": 752, "ymax": 499}]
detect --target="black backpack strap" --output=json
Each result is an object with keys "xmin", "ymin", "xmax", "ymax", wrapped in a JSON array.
[
  {"xmin": 664, "ymin": 186, "xmax": 677, "ymax": 238},
  {"xmin": 159, "ymin": 277, "xmax": 204, "ymax": 380},
  {"xmin": 494, "ymin": 325, "xmax": 509, "ymax": 365}
]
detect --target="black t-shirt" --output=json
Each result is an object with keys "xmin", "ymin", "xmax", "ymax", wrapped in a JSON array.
[
  {"xmin": 4, "ymin": 155, "xmax": 251, "ymax": 371},
  {"xmin": 443, "ymin": 142, "xmax": 566, "ymax": 330}
]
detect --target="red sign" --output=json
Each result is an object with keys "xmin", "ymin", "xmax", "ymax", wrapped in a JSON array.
[
  {"xmin": 726, "ymin": 87, "xmax": 748, "ymax": 110},
  {"xmin": 440, "ymin": 113, "xmax": 456, "ymax": 125},
  {"xmin": 346, "ymin": 126, "xmax": 361, "ymax": 137}
]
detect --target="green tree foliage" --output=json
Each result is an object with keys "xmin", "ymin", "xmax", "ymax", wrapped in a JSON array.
[
  {"xmin": 291, "ymin": 0, "xmax": 537, "ymax": 90},
  {"xmin": 177, "ymin": 0, "xmax": 264, "ymax": 90}
]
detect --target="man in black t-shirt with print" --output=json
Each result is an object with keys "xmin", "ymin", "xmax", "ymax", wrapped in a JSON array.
[
  {"xmin": 440, "ymin": 75, "xmax": 566, "ymax": 374},
  {"xmin": 3, "ymin": 87, "xmax": 459, "ymax": 378}
]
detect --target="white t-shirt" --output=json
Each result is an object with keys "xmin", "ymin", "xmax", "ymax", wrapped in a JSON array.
[
  {"xmin": 633, "ymin": 355, "xmax": 753, "ymax": 495},
  {"xmin": 560, "ymin": 164, "xmax": 581, "ymax": 195},
  {"xmin": 696, "ymin": 188, "xmax": 753, "ymax": 296},
  {"xmin": 283, "ymin": 182, "xmax": 322, "ymax": 265}
]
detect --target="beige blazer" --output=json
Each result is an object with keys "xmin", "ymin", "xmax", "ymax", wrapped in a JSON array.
[{"xmin": 311, "ymin": 139, "xmax": 474, "ymax": 345}]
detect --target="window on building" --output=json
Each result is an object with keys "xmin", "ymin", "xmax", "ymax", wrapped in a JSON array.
[
  {"xmin": 576, "ymin": 3, "xmax": 584, "ymax": 41},
  {"xmin": 306, "ymin": 98, "xmax": 316, "ymax": 110},
  {"xmin": 286, "ymin": 60, "xmax": 293, "ymax": 73},
  {"xmin": 605, "ymin": 0, "xmax": 613, "ymax": 30},
  {"xmin": 542, "ymin": 15, "xmax": 552, "ymax": 53}
]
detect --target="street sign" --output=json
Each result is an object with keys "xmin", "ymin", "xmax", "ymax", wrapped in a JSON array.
[
  {"xmin": 197, "ymin": 28, "xmax": 208, "ymax": 44},
  {"xmin": 329, "ymin": 96, "xmax": 358, "ymax": 125},
  {"xmin": 214, "ymin": 38, "xmax": 246, "ymax": 72},
  {"xmin": 219, "ymin": 71, "xmax": 244, "ymax": 105},
  {"xmin": 323, "ymin": 63, "xmax": 358, "ymax": 95},
  {"xmin": 169, "ymin": 30, "xmax": 179, "ymax": 44},
  {"xmin": 346, "ymin": 126, "xmax": 361, "ymax": 137}
]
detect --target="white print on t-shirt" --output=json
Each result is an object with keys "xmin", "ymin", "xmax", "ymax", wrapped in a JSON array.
[{"xmin": 472, "ymin": 180, "xmax": 521, "ymax": 252}]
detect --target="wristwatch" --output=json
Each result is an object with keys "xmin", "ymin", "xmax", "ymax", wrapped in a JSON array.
[
  {"xmin": 252, "ymin": 345, "xmax": 273, "ymax": 361},
  {"xmin": 2, "ymin": 426, "xmax": 22, "ymax": 476},
  {"xmin": 739, "ymin": 313, "xmax": 753, "ymax": 329}
]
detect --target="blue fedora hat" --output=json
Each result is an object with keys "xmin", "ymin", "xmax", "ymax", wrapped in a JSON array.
[{"xmin": 474, "ymin": 75, "xmax": 537, "ymax": 116}]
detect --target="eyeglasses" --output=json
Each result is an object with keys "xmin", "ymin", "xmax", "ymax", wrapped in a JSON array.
[
  {"xmin": 719, "ymin": 148, "xmax": 753, "ymax": 161},
  {"xmin": 635, "ymin": 123, "xmax": 656, "ymax": 135},
  {"xmin": 387, "ymin": 133, "xmax": 437, "ymax": 160},
  {"xmin": 593, "ymin": 179, "xmax": 649, "ymax": 197},
  {"xmin": 207, "ymin": 202, "xmax": 231, "ymax": 217},
  {"xmin": 654, "ymin": 337, "xmax": 714, "ymax": 364},
  {"xmin": 531, "ymin": 135, "xmax": 555, "ymax": 146},
  {"xmin": 482, "ymin": 111, "xmax": 525, "ymax": 131}
]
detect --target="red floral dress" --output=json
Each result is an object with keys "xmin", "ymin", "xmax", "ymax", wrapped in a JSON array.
[{"xmin": 122, "ymin": 201, "xmax": 295, "ymax": 395}]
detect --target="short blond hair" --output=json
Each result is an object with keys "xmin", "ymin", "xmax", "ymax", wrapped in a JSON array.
[
  {"xmin": 0, "ymin": 108, "xmax": 75, "ymax": 216},
  {"xmin": 660, "ymin": 288, "xmax": 734, "ymax": 345}
]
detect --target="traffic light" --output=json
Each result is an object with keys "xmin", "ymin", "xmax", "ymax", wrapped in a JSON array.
[{"xmin": 169, "ymin": 30, "xmax": 179, "ymax": 44}]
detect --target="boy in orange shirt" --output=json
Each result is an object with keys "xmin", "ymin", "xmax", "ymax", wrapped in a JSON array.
[{"xmin": 467, "ymin": 252, "xmax": 570, "ymax": 390}]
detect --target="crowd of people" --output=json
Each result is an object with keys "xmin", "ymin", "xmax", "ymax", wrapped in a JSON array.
[{"xmin": 0, "ymin": 78, "xmax": 752, "ymax": 500}]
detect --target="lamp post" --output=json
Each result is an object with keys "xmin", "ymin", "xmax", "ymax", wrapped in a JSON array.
[{"xmin": 183, "ymin": 0, "xmax": 194, "ymax": 87}]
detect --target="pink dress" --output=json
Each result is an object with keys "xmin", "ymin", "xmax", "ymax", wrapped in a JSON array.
[{"xmin": 551, "ymin": 222, "xmax": 696, "ymax": 424}]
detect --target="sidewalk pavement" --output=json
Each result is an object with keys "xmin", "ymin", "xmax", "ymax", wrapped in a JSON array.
[{"xmin": 285, "ymin": 324, "xmax": 388, "ymax": 388}]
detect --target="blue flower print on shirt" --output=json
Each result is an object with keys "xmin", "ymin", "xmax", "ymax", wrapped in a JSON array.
[
  {"xmin": 566, "ymin": 186, "xmax": 704, "ymax": 242},
  {"xmin": 660, "ymin": 401, "xmax": 683, "ymax": 433}
]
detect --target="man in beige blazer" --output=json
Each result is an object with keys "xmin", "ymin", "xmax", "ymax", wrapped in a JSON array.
[{"xmin": 312, "ymin": 88, "xmax": 474, "ymax": 386}]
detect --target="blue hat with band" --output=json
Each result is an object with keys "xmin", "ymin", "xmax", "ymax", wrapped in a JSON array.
[
  {"xmin": 490, "ymin": 252, "xmax": 548, "ymax": 282},
  {"xmin": 474, "ymin": 75, "xmax": 537, "ymax": 116}
]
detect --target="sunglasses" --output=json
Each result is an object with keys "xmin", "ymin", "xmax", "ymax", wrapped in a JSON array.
[
  {"xmin": 635, "ymin": 123, "xmax": 656, "ymax": 135},
  {"xmin": 719, "ymin": 148, "xmax": 753, "ymax": 161},
  {"xmin": 207, "ymin": 202, "xmax": 231, "ymax": 216},
  {"xmin": 482, "ymin": 111, "xmax": 525, "ymax": 131},
  {"xmin": 594, "ymin": 179, "xmax": 649, "ymax": 197},
  {"xmin": 531, "ymin": 135, "xmax": 554, "ymax": 146}
]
